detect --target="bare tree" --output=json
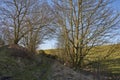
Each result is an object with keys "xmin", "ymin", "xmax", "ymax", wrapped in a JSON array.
[
  {"xmin": 19, "ymin": 2, "xmax": 55, "ymax": 53},
  {"xmin": 0, "ymin": 0, "xmax": 56, "ymax": 53},
  {"xmin": 0, "ymin": 0, "xmax": 39, "ymax": 44},
  {"xmin": 53, "ymin": 0, "xmax": 120, "ymax": 69}
]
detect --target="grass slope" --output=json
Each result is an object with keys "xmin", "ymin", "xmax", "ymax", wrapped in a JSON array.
[{"xmin": 0, "ymin": 46, "xmax": 53, "ymax": 80}]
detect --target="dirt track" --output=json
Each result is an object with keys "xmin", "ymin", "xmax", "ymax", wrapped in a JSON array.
[{"xmin": 51, "ymin": 61, "xmax": 94, "ymax": 80}]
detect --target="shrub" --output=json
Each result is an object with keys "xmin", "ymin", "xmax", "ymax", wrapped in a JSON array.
[
  {"xmin": 38, "ymin": 50, "xmax": 46, "ymax": 54},
  {"xmin": 0, "ymin": 38, "xmax": 4, "ymax": 47},
  {"xmin": 2, "ymin": 44, "xmax": 34, "ymax": 60}
]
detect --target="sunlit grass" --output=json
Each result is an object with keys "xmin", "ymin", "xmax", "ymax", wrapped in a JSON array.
[{"xmin": 42, "ymin": 44, "xmax": 120, "ymax": 74}]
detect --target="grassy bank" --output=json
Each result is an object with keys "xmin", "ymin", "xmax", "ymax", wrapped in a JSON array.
[{"xmin": 0, "ymin": 46, "xmax": 54, "ymax": 80}]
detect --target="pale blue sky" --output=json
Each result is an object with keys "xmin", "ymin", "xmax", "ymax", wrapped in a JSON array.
[
  {"xmin": 39, "ymin": 39, "xmax": 57, "ymax": 50},
  {"xmin": 112, "ymin": 0, "xmax": 120, "ymax": 10},
  {"xmin": 40, "ymin": 0, "xmax": 120, "ymax": 50}
]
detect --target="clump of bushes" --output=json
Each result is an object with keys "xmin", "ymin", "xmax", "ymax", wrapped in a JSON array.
[
  {"xmin": 39, "ymin": 50, "xmax": 58, "ymax": 60},
  {"xmin": 5, "ymin": 44, "xmax": 34, "ymax": 60}
]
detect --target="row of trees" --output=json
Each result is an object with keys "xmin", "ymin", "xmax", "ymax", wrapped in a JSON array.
[
  {"xmin": 0, "ymin": 0, "xmax": 55, "ymax": 52},
  {"xmin": 0, "ymin": 0, "xmax": 120, "ymax": 69}
]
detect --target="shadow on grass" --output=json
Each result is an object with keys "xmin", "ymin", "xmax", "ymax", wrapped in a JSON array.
[
  {"xmin": 0, "ymin": 46, "xmax": 56, "ymax": 80},
  {"xmin": 83, "ymin": 58, "xmax": 120, "ymax": 80}
]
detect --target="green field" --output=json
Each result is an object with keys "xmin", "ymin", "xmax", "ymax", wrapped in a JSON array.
[{"xmin": 41, "ymin": 44, "xmax": 120, "ymax": 75}]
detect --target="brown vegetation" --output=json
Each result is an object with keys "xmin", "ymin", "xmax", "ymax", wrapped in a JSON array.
[{"xmin": 6, "ymin": 44, "xmax": 34, "ymax": 59}]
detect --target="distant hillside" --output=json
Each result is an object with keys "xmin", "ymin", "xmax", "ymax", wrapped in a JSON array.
[{"xmin": 43, "ymin": 44, "xmax": 120, "ymax": 60}]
